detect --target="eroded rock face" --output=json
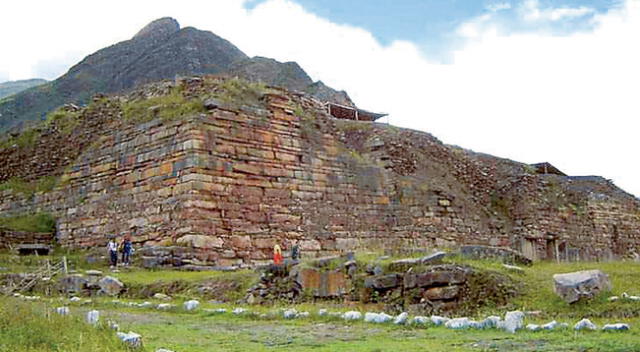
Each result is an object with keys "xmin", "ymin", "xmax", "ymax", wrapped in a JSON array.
[{"xmin": 553, "ymin": 270, "xmax": 611, "ymax": 303}]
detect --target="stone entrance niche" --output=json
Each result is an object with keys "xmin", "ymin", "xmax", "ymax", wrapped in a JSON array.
[{"xmin": 521, "ymin": 238, "xmax": 537, "ymax": 261}]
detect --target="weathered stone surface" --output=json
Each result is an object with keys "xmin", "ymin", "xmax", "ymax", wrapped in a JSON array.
[
  {"xmin": 295, "ymin": 267, "xmax": 348, "ymax": 297},
  {"xmin": 98, "ymin": 276, "xmax": 124, "ymax": 296},
  {"xmin": 459, "ymin": 245, "xmax": 532, "ymax": 266},
  {"xmin": 404, "ymin": 270, "xmax": 465, "ymax": 289},
  {"xmin": 58, "ymin": 275, "xmax": 89, "ymax": 294},
  {"xmin": 423, "ymin": 285, "xmax": 460, "ymax": 300},
  {"xmin": 553, "ymin": 270, "xmax": 611, "ymax": 303},
  {"xmin": 364, "ymin": 274, "xmax": 402, "ymax": 290},
  {"xmin": 176, "ymin": 235, "xmax": 223, "ymax": 249}
]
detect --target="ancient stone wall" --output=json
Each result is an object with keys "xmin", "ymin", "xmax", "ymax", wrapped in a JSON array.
[{"xmin": 0, "ymin": 82, "xmax": 639, "ymax": 265}]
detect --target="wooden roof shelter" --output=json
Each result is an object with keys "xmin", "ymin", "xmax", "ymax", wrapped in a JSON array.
[
  {"xmin": 325, "ymin": 102, "xmax": 387, "ymax": 122},
  {"xmin": 531, "ymin": 162, "xmax": 567, "ymax": 176}
]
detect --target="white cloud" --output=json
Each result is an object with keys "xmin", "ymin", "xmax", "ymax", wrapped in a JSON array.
[
  {"xmin": 487, "ymin": 2, "xmax": 512, "ymax": 12},
  {"xmin": 0, "ymin": 0, "xmax": 639, "ymax": 197},
  {"xmin": 522, "ymin": 0, "xmax": 595, "ymax": 21}
]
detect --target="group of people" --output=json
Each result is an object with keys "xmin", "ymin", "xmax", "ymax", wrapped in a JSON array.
[
  {"xmin": 106, "ymin": 234, "xmax": 134, "ymax": 268},
  {"xmin": 273, "ymin": 241, "xmax": 300, "ymax": 265}
]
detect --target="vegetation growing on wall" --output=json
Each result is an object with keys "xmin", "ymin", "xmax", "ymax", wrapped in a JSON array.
[
  {"xmin": 212, "ymin": 77, "xmax": 268, "ymax": 110},
  {"xmin": 0, "ymin": 176, "xmax": 58, "ymax": 198},
  {"xmin": 122, "ymin": 87, "xmax": 205, "ymax": 123},
  {"xmin": 0, "ymin": 212, "xmax": 56, "ymax": 233}
]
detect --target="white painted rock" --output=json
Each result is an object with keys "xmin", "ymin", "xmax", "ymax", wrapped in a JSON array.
[
  {"xmin": 318, "ymin": 309, "xmax": 328, "ymax": 316},
  {"xmin": 481, "ymin": 316, "xmax": 502, "ymax": 329},
  {"xmin": 574, "ymin": 318, "xmax": 597, "ymax": 330},
  {"xmin": 184, "ymin": 300, "xmax": 200, "ymax": 311},
  {"xmin": 393, "ymin": 312, "xmax": 409, "ymax": 325},
  {"xmin": 430, "ymin": 315, "xmax": 450, "ymax": 326},
  {"xmin": 502, "ymin": 311, "xmax": 525, "ymax": 333},
  {"xmin": 410, "ymin": 316, "xmax": 429, "ymax": 325},
  {"xmin": 69, "ymin": 296, "xmax": 81, "ymax": 302},
  {"xmin": 86, "ymin": 310, "xmax": 100, "ymax": 325},
  {"xmin": 153, "ymin": 293, "xmax": 172, "ymax": 301},
  {"xmin": 364, "ymin": 312, "xmax": 392, "ymax": 323},
  {"xmin": 117, "ymin": 331, "xmax": 142, "ymax": 348},
  {"xmin": 283, "ymin": 309, "xmax": 298, "ymax": 319},
  {"xmin": 138, "ymin": 301, "xmax": 153, "ymax": 308},
  {"xmin": 602, "ymin": 323, "xmax": 630, "ymax": 331},
  {"xmin": 56, "ymin": 307, "xmax": 69, "ymax": 316},
  {"xmin": 342, "ymin": 311, "xmax": 362, "ymax": 321},
  {"xmin": 232, "ymin": 308, "xmax": 247, "ymax": 315},
  {"xmin": 526, "ymin": 324, "xmax": 541, "ymax": 331},
  {"xmin": 553, "ymin": 270, "xmax": 611, "ymax": 304},
  {"xmin": 445, "ymin": 317, "xmax": 471, "ymax": 329},
  {"xmin": 157, "ymin": 303, "xmax": 174, "ymax": 310}
]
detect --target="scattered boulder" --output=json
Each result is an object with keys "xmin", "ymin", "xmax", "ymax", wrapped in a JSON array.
[
  {"xmin": 86, "ymin": 310, "xmax": 100, "ymax": 325},
  {"xmin": 430, "ymin": 315, "xmax": 450, "ymax": 326},
  {"xmin": 232, "ymin": 308, "xmax": 247, "ymax": 315},
  {"xmin": 117, "ymin": 331, "xmax": 142, "ymax": 348},
  {"xmin": 55, "ymin": 307, "xmax": 69, "ymax": 316},
  {"xmin": 480, "ymin": 316, "xmax": 501, "ymax": 329},
  {"xmin": 553, "ymin": 270, "xmax": 611, "ymax": 304},
  {"xmin": 574, "ymin": 318, "xmax": 597, "ymax": 331},
  {"xmin": 98, "ymin": 276, "xmax": 124, "ymax": 296},
  {"xmin": 393, "ymin": 312, "xmax": 409, "ymax": 325},
  {"xmin": 364, "ymin": 312, "xmax": 393, "ymax": 323},
  {"xmin": 342, "ymin": 311, "xmax": 362, "ymax": 321},
  {"xmin": 157, "ymin": 303, "xmax": 173, "ymax": 310},
  {"xmin": 58, "ymin": 275, "xmax": 89, "ymax": 294},
  {"xmin": 526, "ymin": 324, "xmax": 541, "ymax": 331},
  {"xmin": 602, "ymin": 323, "xmax": 630, "ymax": 331},
  {"xmin": 411, "ymin": 316, "xmax": 429, "ymax": 325},
  {"xmin": 184, "ymin": 300, "xmax": 200, "ymax": 311},
  {"xmin": 283, "ymin": 308, "xmax": 298, "ymax": 319},
  {"xmin": 502, "ymin": 311, "xmax": 524, "ymax": 333},
  {"xmin": 153, "ymin": 293, "xmax": 172, "ymax": 301},
  {"xmin": 445, "ymin": 317, "xmax": 471, "ymax": 329},
  {"xmin": 318, "ymin": 309, "xmax": 328, "ymax": 316}
]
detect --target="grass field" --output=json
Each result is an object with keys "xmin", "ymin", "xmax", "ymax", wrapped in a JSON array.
[{"xmin": 2, "ymin": 251, "xmax": 640, "ymax": 351}]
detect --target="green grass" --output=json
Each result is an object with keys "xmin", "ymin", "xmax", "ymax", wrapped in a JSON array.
[
  {"xmin": 45, "ymin": 107, "xmax": 81, "ymax": 134},
  {"xmin": 0, "ymin": 127, "xmax": 41, "ymax": 149},
  {"xmin": 213, "ymin": 78, "xmax": 268, "ymax": 110},
  {"xmin": 0, "ymin": 176, "xmax": 59, "ymax": 198},
  {"xmin": 0, "ymin": 212, "xmax": 56, "ymax": 233},
  {"xmin": 122, "ymin": 87, "xmax": 205, "ymax": 123},
  {"xmin": 0, "ymin": 297, "xmax": 127, "ymax": 352}
]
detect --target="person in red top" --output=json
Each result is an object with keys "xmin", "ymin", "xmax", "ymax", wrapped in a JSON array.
[{"xmin": 273, "ymin": 244, "xmax": 283, "ymax": 265}]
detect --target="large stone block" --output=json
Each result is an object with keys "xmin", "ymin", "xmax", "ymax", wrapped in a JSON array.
[
  {"xmin": 423, "ymin": 285, "xmax": 460, "ymax": 300},
  {"xmin": 404, "ymin": 270, "xmax": 466, "ymax": 289},
  {"xmin": 176, "ymin": 235, "xmax": 223, "ymax": 249},
  {"xmin": 295, "ymin": 267, "xmax": 348, "ymax": 297},
  {"xmin": 364, "ymin": 274, "xmax": 402, "ymax": 290},
  {"xmin": 553, "ymin": 269, "xmax": 611, "ymax": 304}
]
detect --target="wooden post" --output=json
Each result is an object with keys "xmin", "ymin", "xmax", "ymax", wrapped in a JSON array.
[{"xmin": 63, "ymin": 256, "xmax": 68, "ymax": 275}]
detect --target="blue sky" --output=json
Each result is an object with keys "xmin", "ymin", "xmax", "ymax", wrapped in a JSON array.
[
  {"xmin": 1, "ymin": 0, "xmax": 639, "ymax": 196},
  {"xmin": 246, "ymin": 0, "xmax": 622, "ymax": 59}
]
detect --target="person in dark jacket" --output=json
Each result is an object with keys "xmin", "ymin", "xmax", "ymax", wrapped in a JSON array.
[{"xmin": 121, "ymin": 234, "xmax": 133, "ymax": 266}]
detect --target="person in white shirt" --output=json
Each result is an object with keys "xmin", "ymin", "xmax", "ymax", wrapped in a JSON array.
[{"xmin": 107, "ymin": 238, "xmax": 118, "ymax": 268}]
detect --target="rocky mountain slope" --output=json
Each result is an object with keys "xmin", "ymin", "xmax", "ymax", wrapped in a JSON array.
[
  {"xmin": 0, "ymin": 79, "xmax": 47, "ymax": 100},
  {"xmin": 0, "ymin": 18, "xmax": 351, "ymax": 132}
]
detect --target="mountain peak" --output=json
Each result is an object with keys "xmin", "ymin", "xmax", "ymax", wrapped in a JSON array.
[{"xmin": 133, "ymin": 17, "xmax": 180, "ymax": 40}]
